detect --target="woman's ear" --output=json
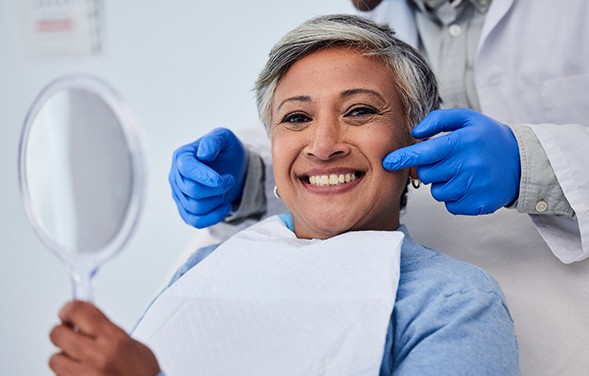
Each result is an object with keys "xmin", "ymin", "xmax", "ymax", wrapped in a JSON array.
[
  {"xmin": 409, "ymin": 166, "xmax": 421, "ymax": 189},
  {"xmin": 409, "ymin": 166, "xmax": 418, "ymax": 180}
]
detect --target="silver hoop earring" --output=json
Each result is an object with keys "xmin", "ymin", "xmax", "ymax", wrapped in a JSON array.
[
  {"xmin": 411, "ymin": 178, "xmax": 421, "ymax": 189},
  {"xmin": 273, "ymin": 185, "xmax": 281, "ymax": 199}
]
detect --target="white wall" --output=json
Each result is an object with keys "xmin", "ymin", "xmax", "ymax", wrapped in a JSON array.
[{"xmin": 0, "ymin": 1, "xmax": 355, "ymax": 374}]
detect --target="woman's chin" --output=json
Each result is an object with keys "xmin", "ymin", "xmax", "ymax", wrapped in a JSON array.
[{"xmin": 294, "ymin": 216, "xmax": 357, "ymax": 239}]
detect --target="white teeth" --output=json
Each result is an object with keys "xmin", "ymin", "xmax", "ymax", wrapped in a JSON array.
[{"xmin": 308, "ymin": 173, "xmax": 359, "ymax": 187}]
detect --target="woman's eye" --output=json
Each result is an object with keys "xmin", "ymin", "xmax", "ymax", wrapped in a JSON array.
[
  {"xmin": 346, "ymin": 106, "xmax": 378, "ymax": 117},
  {"xmin": 282, "ymin": 113, "xmax": 311, "ymax": 123}
]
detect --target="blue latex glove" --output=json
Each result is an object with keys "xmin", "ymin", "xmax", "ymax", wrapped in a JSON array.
[
  {"xmin": 383, "ymin": 109, "xmax": 521, "ymax": 215},
  {"xmin": 169, "ymin": 128, "xmax": 248, "ymax": 228}
]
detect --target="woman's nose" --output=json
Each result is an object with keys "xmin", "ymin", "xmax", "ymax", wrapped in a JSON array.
[{"xmin": 305, "ymin": 118, "xmax": 351, "ymax": 160}]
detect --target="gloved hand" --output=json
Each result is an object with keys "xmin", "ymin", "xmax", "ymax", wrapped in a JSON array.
[
  {"xmin": 383, "ymin": 109, "xmax": 521, "ymax": 215},
  {"xmin": 169, "ymin": 128, "xmax": 248, "ymax": 228}
]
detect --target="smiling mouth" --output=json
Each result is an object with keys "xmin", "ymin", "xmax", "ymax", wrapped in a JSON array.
[{"xmin": 303, "ymin": 171, "xmax": 365, "ymax": 187}]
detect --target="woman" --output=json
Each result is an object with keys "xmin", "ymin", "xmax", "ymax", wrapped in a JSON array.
[{"xmin": 49, "ymin": 14, "xmax": 519, "ymax": 376}]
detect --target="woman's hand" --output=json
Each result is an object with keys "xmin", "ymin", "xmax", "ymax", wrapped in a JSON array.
[{"xmin": 49, "ymin": 300, "xmax": 160, "ymax": 376}]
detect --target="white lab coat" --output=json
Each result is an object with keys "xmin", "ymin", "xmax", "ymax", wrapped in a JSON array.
[{"xmin": 367, "ymin": 0, "xmax": 589, "ymax": 263}]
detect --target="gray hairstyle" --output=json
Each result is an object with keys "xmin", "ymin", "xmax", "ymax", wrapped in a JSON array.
[{"xmin": 254, "ymin": 14, "xmax": 440, "ymax": 137}]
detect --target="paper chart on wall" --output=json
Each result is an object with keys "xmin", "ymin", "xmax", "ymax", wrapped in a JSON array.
[{"xmin": 22, "ymin": 0, "xmax": 103, "ymax": 60}]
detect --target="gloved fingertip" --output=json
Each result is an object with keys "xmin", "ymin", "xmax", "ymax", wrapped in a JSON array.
[
  {"xmin": 411, "ymin": 122, "xmax": 432, "ymax": 139},
  {"xmin": 382, "ymin": 152, "xmax": 402, "ymax": 171},
  {"xmin": 196, "ymin": 142, "xmax": 215, "ymax": 162},
  {"xmin": 197, "ymin": 132, "xmax": 225, "ymax": 162}
]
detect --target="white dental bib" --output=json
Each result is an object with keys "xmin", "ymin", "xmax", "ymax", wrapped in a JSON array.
[{"xmin": 133, "ymin": 215, "xmax": 403, "ymax": 375}]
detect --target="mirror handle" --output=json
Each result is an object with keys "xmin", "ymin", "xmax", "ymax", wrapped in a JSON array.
[{"xmin": 70, "ymin": 268, "xmax": 96, "ymax": 302}]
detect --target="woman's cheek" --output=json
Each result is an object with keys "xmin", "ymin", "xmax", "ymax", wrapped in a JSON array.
[{"xmin": 271, "ymin": 138, "xmax": 291, "ymax": 186}]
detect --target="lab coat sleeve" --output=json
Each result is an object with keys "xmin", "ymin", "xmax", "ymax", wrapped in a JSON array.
[
  {"xmin": 509, "ymin": 124, "xmax": 574, "ymax": 217},
  {"xmin": 224, "ymin": 148, "xmax": 267, "ymax": 223},
  {"xmin": 526, "ymin": 123, "xmax": 589, "ymax": 263},
  {"xmin": 207, "ymin": 148, "xmax": 268, "ymax": 241}
]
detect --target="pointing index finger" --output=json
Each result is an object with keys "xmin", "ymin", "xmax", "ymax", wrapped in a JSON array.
[
  {"xmin": 197, "ymin": 128, "xmax": 233, "ymax": 162},
  {"xmin": 412, "ymin": 108, "xmax": 475, "ymax": 139},
  {"xmin": 383, "ymin": 134, "xmax": 456, "ymax": 170}
]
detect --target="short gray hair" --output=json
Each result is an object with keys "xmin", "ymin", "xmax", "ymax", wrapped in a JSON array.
[{"xmin": 254, "ymin": 14, "xmax": 440, "ymax": 137}]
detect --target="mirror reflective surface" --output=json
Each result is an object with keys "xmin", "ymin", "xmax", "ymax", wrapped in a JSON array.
[{"xmin": 19, "ymin": 75, "xmax": 145, "ymax": 301}]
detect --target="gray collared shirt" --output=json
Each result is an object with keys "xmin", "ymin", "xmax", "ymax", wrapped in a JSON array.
[{"xmin": 411, "ymin": 0, "xmax": 491, "ymax": 110}]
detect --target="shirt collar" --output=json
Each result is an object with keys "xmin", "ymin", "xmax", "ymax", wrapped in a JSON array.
[{"xmin": 411, "ymin": 0, "xmax": 491, "ymax": 16}]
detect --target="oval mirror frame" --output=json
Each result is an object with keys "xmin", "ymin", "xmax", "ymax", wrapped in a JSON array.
[{"xmin": 18, "ymin": 74, "xmax": 146, "ymax": 283}]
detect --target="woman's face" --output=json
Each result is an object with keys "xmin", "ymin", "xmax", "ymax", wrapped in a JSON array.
[{"xmin": 271, "ymin": 47, "xmax": 412, "ymax": 239}]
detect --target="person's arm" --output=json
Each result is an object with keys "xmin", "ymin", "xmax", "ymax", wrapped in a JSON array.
[
  {"xmin": 351, "ymin": 0, "xmax": 383, "ymax": 11},
  {"xmin": 223, "ymin": 148, "xmax": 267, "ymax": 223},
  {"xmin": 519, "ymin": 122, "xmax": 589, "ymax": 263},
  {"xmin": 204, "ymin": 147, "xmax": 271, "ymax": 240},
  {"xmin": 49, "ymin": 301, "xmax": 160, "ymax": 376},
  {"xmin": 508, "ymin": 124, "xmax": 573, "ymax": 217},
  {"xmin": 383, "ymin": 109, "xmax": 589, "ymax": 262}
]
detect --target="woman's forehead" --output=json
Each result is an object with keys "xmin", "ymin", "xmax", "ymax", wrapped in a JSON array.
[{"xmin": 273, "ymin": 48, "xmax": 397, "ymax": 105}]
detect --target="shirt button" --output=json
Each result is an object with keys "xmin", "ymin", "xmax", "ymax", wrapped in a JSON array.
[
  {"xmin": 535, "ymin": 199, "xmax": 549, "ymax": 213},
  {"xmin": 448, "ymin": 24, "xmax": 462, "ymax": 37}
]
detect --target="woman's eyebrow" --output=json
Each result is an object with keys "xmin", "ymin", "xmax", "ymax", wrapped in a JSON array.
[
  {"xmin": 277, "ymin": 95, "xmax": 312, "ymax": 112},
  {"xmin": 341, "ymin": 88, "xmax": 386, "ymax": 102}
]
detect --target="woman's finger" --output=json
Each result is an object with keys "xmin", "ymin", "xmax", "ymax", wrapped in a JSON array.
[
  {"xmin": 58, "ymin": 301, "xmax": 116, "ymax": 338},
  {"xmin": 49, "ymin": 323, "xmax": 97, "ymax": 361},
  {"xmin": 48, "ymin": 351, "xmax": 86, "ymax": 376}
]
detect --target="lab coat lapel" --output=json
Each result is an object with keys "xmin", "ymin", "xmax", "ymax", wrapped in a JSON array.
[{"xmin": 476, "ymin": 0, "xmax": 515, "ymax": 58}]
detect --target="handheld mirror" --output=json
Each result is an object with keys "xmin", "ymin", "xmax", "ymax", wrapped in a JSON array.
[{"xmin": 18, "ymin": 74, "xmax": 145, "ymax": 302}]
